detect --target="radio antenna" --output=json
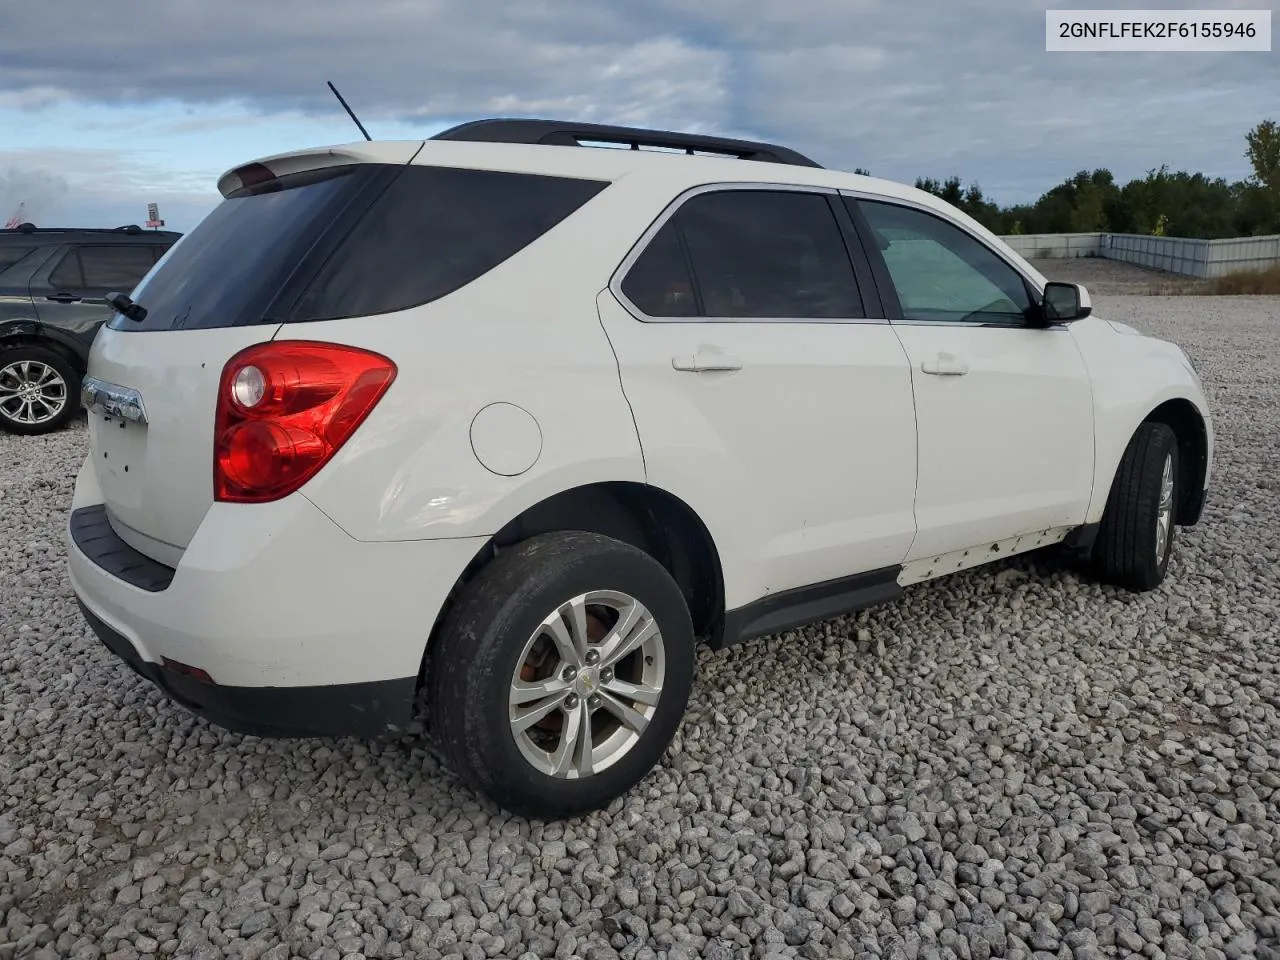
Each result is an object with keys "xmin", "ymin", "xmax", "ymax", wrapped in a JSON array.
[{"xmin": 326, "ymin": 81, "xmax": 372, "ymax": 142}]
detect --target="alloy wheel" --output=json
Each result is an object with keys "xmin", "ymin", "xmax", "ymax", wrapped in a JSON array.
[
  {"xmin": 508, "ymin": 590, "xmax": 666, "ymax": 779},
  {"xmin": 0, "ymin": 360, "xmax": 68, "ymax": 426}
]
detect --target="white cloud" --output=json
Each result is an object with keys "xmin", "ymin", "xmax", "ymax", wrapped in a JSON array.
[
  {"xmin": 0, "ymin": 0, "xmax": 1275, "ymax": 213},
  {"xmin": 0, "ymin": 86, "xmax": 76, "ymax": 110},
  {"xmin": 0, "ymin": 148, "xmax": 216, "ymax": 230},
  {"xmin": 0, "ymin": 165, "xmax": 70, "ymax": 224}
]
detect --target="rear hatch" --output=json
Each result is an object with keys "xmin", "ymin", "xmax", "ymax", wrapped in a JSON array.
[
  {"xmin": 85, "ymin": 143, "xmax": 424, "ymax": 564},
  {"xmin": 85, "ymin": 139, "xmax": 612, "ymax": 565}
]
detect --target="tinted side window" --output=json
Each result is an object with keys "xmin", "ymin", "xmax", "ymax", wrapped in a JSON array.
[
  {"xmin": 676, "ymin": 190, "xmax": 863, "ymax": 319},
  {"xmin": 50, "ymin": 250, "xmax": 84, "ymax": 291},
  {"xmin": 855, "ymin": 199, "xmax": 1033, "ymax": 325},
  {"xmin": 620, "ymin": 220, "xmax": 697, "ymax": 317},
  {"xmin": 0, "ymin": 246, "xmax": 35, "ymax": 275},
  {"xmin": 78, "ymin": 246, "xmax": 160, "ymax": 292},
  {"xmin": 290, "ymin": 166, "xmax": 609, "ymax": 322}
]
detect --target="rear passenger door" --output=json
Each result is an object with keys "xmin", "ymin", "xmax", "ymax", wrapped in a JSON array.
[
  {"xmin": 597, "ymin": 185, "xmax": 918, "ymax": 611},
  {"xmin": 31, "ymin": 244, "xmax": 166, "ymax": 345}
]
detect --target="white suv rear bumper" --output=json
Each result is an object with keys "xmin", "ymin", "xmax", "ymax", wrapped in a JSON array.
[{"xmin": 65, "ymin": 456, "xmax": 484, "ymax": 737}]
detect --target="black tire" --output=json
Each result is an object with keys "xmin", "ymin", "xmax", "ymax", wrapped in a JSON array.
[
  {"xmin": 0, "ymin": 344, "xmax": 81, "ymax": 435},
  {"xmin": 428, "ymin": 531, "xmax": 695, "ymax": 819},
  {"xmin": 1092, "ymin": 422, "xmax": 1180, "ymax": 591}
]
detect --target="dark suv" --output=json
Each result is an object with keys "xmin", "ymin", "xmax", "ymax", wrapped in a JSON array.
[{"xmin": 0, "ymin": 223, "xmax": 180, "ymax": 434}]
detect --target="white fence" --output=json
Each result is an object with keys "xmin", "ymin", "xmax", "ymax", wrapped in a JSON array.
[
  {"xmin": 1102, "ymin": 234, "xmax": 1212, "ymax": 277},
  {"xmin": 1001, "ymin": 233, "xmax": 1104, "ymax": 259},
  {"xmin": 1000, "ymin": 232, "xmax": 1280, "ymax": 279}
]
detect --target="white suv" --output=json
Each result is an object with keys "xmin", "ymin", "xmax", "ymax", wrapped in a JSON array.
[{"xmin": 66, "ymin": 119, "xmax": 1213, "ymax": 819}]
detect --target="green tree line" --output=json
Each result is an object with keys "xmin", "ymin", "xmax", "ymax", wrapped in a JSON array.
[{"xmin": 905, "ymin": 120, "xmax": 1280, "ymax": 239}]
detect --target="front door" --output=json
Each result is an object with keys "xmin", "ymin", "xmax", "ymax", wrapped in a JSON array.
[{"xmin": 847, "ymin": 195, "xmax": 1096, "ymax": 562}]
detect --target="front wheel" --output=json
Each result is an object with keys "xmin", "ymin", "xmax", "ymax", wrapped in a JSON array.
[
  {"xmin": 1092, "ymin": 421, "xmax": 1180, "ymax": 591},
  {"xmin": 0, "ymin": 345, "xmax": 80, "ymax": 435},
  {"xmin": 427, "ymin": 532, "xmax": 695, "ymax": 819}
]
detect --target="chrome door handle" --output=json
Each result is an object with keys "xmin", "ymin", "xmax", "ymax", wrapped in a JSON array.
[
  {"xmin": 672, "ymin": 350, "xmax": 743, "ymax": 373},
  {"xmin": 921, "ymin": 354, "xmax": 969, "ymax": 376}
]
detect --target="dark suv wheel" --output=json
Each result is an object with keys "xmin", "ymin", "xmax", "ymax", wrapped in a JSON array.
[{"xmin": 0, "ymin": 344, "xmax": 80, "ymax": 435}]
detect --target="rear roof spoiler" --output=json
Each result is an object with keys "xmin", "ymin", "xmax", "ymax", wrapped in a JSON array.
[{"xmin": 216, "ymin": 142, "xmax": 426, "ymax": 198}]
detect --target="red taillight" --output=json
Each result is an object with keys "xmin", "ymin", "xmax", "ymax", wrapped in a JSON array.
[
  {"xmin": 214, "ymin": 341, "xmax": 396, "ymax": 503},
  {"xmin": 229, "ymin": 162, "xmax": 281, "ymax": 194}
]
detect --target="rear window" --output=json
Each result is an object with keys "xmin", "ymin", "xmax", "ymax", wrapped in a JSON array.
[
  {"xmin": 289, "ymin": 166, "xmax": 608, "ymax": 322},
  {"xmin": 116, "ymin": 163, "xmax": 608, "ymax": 332},
  {"xmin": 119, "ymin": 166, "xmax": 364, "ymax": 331},
  {"xmin": 620, "ymin": 189, "xmax": 865, "ymax": 320}
]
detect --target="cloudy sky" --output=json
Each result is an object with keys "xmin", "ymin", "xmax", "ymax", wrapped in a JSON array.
[{"xmin": 2, "ymin": 0, "xmax": 1276, "ymax": 233}]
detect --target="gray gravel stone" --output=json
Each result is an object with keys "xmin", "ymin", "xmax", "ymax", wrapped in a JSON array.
[{"xmin": 1, "ymin": 286, "xmax": 1278, "ymax": 960}]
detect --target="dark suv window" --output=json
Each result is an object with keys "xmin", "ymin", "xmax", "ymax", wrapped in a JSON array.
[
  {"xmin": 51, "ymin": 245, "xmax": 163, "ymax": 294},
  {"xmin": 0, "ymin": 246, "xmax": 35, "ymax": 275},
  {"xmin": 622, "ymin": 190, "xmax": 864, "ymax": 319},
  {"xmin": 122, "ymin": 163, "xmax": 609, "ymax": 331}
]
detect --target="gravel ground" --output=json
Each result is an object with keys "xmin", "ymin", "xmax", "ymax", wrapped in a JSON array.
[{"xmin": 2, "ymin": 290, "xmax": 1278, "ymax": 960}]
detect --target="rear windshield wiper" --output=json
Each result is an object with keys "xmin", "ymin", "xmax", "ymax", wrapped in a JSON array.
[{"xmin": 107, "ymin": 292, "xmax": 148, "ymax": 323}]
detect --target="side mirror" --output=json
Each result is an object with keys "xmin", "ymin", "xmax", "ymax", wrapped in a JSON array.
[{"xmin": 1041, "ymin": 281, "xmax": 1092, "ymax": 323}]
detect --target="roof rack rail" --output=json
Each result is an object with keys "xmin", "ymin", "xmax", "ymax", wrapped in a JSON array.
[
  {"xmin": 429, "ymin": 118, "xmax": 823, "ymax": 169},
  {"xmin": 0, "ymin": 225, "xmax": 181, "ymax": 236}
]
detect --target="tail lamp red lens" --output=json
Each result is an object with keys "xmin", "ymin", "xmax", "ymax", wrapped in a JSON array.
[{"xmin": 214, "ymin": 341, "xmax": 396, "ymax": 503}]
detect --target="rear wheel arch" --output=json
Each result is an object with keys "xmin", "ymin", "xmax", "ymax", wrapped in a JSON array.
[
  {"xmin": 419, "ymin": 481, "xmax": 726, "ymax": 690},
  {"xmin": 0, "ymin": 326, "xmax": 87, "ymax": 375},
  {"xmin": 1141, "ymin": 398, "xmax": 1208, "ymax": 525}
]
